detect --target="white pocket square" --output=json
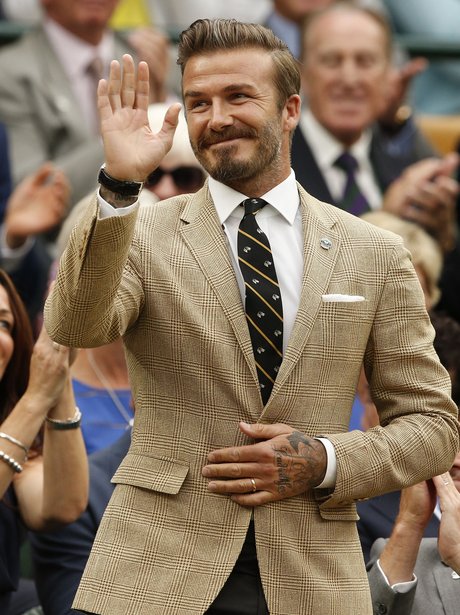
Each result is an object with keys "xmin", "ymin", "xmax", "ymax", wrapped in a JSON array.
[{"xmin": 322, "ymin": 294, "xmax": 365, "ymax": 303}]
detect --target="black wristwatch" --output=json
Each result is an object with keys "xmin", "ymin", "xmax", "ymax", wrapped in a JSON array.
[{"xmin": 98, "ymin": 165, "xmax": 143, "ymax": 197}]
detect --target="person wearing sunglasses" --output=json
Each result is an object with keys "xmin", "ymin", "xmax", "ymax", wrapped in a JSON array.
[{"xmin": 140, "ymin": 103, "xmax": 206, "ymax": 203}]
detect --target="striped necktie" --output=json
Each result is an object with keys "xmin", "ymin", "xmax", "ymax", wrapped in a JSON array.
[
  {"xmin": 238, "ymin": 198, "xmax": 283, "ymax": 404},
  {"xmin": 334, "ymin": 151, "xmax": 370, "ymax": 217}
]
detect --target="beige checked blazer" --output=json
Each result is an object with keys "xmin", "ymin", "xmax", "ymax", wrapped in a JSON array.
[{"xmin": 45, "ymin": 183, "xmax": 459, "ymax": 615}]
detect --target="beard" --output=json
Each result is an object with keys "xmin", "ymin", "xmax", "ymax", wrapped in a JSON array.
[{"xmin": 191, "ymin": 119, "xmax": 282, "ymax": 186}]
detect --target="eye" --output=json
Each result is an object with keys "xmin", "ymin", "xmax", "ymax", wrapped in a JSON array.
[
  {"xmin": 188, "ymin": 100, "xmax": 209, "ymax": 112},
  {"xmin": 0, "ymin": 319, "xmax": 12, "ymax": 333}
]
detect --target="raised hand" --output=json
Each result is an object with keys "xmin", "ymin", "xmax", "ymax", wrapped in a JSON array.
[
  {"xmin": 433, "ymin": 472, "xmax": 460, "ymax": 573},
  {"xmin": 98, "ymin": 54, "xmax": 181, "ymax": 182},
  {"xmin": 202, "ymin": 422, "xmax": 327, "ymax": 506},
  {"xmin": 23, "ymin": 326, "xmax": 72, "ymax": 412},
  {"xmin": 4, "ymin": 162, "xmax": 69, "ymax": 249},
  {"xmin": 382, "ymin": 153, "xmax": 459, "ymax": 253}
]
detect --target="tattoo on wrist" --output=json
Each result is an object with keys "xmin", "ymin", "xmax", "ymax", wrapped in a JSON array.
[
  {"xmin": 272, "ymin": 431, "xmax": 326, "ymax": 495},
  {"xmin": 100, "ymin": 186, "xmax": 138, "ymax": 209}
]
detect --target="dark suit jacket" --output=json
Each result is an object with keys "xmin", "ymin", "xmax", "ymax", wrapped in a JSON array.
[
  {"xmin": 29, "ymin": 430, "xmax": 131, "ymax": 615},
  {"xmin": 291, "ymin": 122, "xmax": 436, "ymax": 205},
  {"xmin": 367, "ymin": 537, "xmax": 460, "ymax": 615},
  {"xmin": 357, "ymin": 491, "xmax": 439, "ymax": 563}
]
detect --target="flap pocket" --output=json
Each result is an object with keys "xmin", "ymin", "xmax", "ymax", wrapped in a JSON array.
[
  {"xmin": 112, "ymin": 453, "xmax": 189, "ymax": 495},
  {"xmin": 318, "ymin": 503, "xmax": 359, "ymax": 522}
]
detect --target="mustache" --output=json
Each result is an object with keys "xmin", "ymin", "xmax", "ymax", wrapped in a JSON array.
[{"xmin": 196, "ymin": 127, "xmax": 258, "ymax": 150}]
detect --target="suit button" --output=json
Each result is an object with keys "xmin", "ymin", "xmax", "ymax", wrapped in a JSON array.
[{"xmin": 376, "ymin": 604, "xmax": 387, "ymax": 614}]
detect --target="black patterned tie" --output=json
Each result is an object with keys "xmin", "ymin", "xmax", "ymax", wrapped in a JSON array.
[
  {"xmin": 238, "ymin": 198, "xmax": 283, "ymax": 404},
  {"xmin": 334, "ymin": 151, "xmax": 370, "ymax": 217}
]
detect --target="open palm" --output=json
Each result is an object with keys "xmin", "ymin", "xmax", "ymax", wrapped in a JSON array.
[{"xmin": 98, "ymin": 54, "xmax": 181, "ymax": 182}]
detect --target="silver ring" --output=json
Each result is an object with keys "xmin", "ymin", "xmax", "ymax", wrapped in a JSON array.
[
  {"xmin": 52, "ymin": 341, "xmax": 61, "ymax": 351},
  {"xmin": 250, "ymin": 478, "xmax": 257, "ymax": 493}
]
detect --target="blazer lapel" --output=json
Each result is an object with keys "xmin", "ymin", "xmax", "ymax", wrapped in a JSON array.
[
  {"xmin": 35, "ymin": 28, "xmax": 89, "ymax": 136},
  {"xmin": 180, "ymin": 185, "xmax": 258, "ymax": 382}
]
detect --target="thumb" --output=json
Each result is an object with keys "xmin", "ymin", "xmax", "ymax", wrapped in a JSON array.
[
  {"xmin": 158, "ymin": 103, "xmax": 181, "ymax": 143},
  {"xmin": 31, "ymin": 162, "xmax": 55, "ymax": 187}
]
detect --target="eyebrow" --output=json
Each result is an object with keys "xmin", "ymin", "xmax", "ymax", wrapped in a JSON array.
[
  {"xmin": 0, "ymin": 308, "xmax": 13, "ymax": 319},
  {"xmin": 184, "ymin": 83, "xmax": 257, "ymax": 100}
]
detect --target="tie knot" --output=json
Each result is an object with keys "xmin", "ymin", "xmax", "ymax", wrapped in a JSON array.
[
  {"xmin": 334, "ymin": 151, "xmax": 358, "ymax": 174},
  {"xmin": 241, "ymin": 198, "xmax": 268, "ymax": 217},
  {"xmin": 86, "ymin": 56, "xmax": 104, "ymax": 80}
]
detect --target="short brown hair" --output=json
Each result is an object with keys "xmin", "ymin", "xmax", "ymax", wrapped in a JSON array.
[{"xmin": 177, "ymin": 18, "xmax": 301, "ymax": 110}]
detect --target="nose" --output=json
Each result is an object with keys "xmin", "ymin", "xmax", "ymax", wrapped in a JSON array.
[
  {"xmin": 208, "ymin": 100, "xmax": 233, "ymax": 131},
  {"xmin": 152, "ymin": 174, "xmax": 182, "ymax": 200},
  {"xmin": 340, "ymin": 58, "xmax": 360, "ymax": 85}
]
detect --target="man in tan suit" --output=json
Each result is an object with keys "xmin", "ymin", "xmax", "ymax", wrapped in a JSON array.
[{"xmin": 45, "ymin": 19, "xmax": 459, "ymax": 615}]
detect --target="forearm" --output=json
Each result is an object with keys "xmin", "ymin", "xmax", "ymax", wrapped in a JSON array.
[
  {"xmin": 379, "ymin": 520, "xmax": 424, "ymax": 585},
  {"xmin": 44, "ymin": 192, "xmax": 140, "ymax": 347},
  {"xmin": 40, "ymin": 379, "xmax": 88, "ymax": 528},
  {"xmin": 0, "ymin": 393, "xmax": 51, "ymax": 498}
]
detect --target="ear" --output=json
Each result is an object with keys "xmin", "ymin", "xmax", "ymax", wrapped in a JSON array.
[{"xmin": 283, "ymin": 94, "xmax": 301, "ymax": 132}]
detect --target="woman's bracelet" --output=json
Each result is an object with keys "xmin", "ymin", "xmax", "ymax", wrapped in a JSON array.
[
  {"xmin": 45, "ymin": 407, "xmax": 82, "ymax": 431},
  {"xmin": 0, "ymin": 432, "xmax": 29, "ymax": 458},
  {"xmin": 0, "ymin": 450, "xmax": 23, "ymax": 473}
]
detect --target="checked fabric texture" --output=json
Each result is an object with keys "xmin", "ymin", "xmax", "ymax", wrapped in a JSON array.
[
  {"xmin": 334, "ymin": 151, "xmax": 370, "ymax": 217},
  {"xmin": 238, "ymin": 198, "xmax": 283, "ymax": 405}
]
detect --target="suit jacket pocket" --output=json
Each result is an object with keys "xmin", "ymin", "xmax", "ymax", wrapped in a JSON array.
[
  {"xmin": 111, "ymin": 452, "xmax": 189, "ymax": 495},
  {"xmin": 318, "ymin": 501, "xmax": 359, "ymax": 521}
]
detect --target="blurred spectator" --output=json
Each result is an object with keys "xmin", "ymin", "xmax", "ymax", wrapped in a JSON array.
[
  {"xmin": 0, "ymin": 142, "xmax": 69, "ymax": 327},
  {"xmin": 357, "ymin": 311, "xmax": 460, "ymax": 562},
  {"xmin": 142, "ymin": 103, "xmax": 206, "ymax": 203},
  {"xmin": 30, "ymin": 429, "xmax": 131, "ymax": 615},
  {"xmin": 0, "ymin": 269, "xmax": 88, "ymax": 613},
  {"xmin": 0, "ymin": 0, "xmax": 172, "ymax": 208},
  {"xmin": 148, "ymin": 0, "xmax": 271, "ymax": 33},
  {"xmin": 365, "ymin": 312, "xmax": 460, "ymax": 614},
  {"xmin": 293, "ymin": 4, "xmax": 458, "ymax": 252},
  {"xmin": 383, "ymin": 0, "xmax": 460, "ymax": 115},
  {"xmin": 368, "ymin": 468, "xmax": 460, "ymax": 615}
]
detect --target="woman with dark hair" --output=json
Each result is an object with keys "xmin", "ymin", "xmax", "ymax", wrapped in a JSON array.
[{"xmin": 0, "ymin": 269, "xmax": 88, "ymax": 613}]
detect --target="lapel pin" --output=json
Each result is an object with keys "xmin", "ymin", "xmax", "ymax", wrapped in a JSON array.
[{"xmin": 320, "ymin": 237, "xmax": 332, "ymax": 250}]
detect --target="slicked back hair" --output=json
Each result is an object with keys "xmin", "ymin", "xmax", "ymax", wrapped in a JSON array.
[{"xmin": 177, "ymin": 18, "xmax": 301, "ymax": 111}]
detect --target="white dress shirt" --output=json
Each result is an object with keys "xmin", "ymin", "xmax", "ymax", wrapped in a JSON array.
[
  {"xmin": 98, "ymin": 171, "xmax": 337, "ymax": 488},
  {"xmin": 300, "ymin": 109, "xmax": 383, "ymax": 211}
]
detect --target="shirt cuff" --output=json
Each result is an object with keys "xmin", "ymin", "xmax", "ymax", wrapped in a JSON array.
[
  {"xmin": 314, "ymin": 437, "xmax": 337, "ymax": 489},
  {"xmin": 0, "ymin": 223, "xmax": 35, "ymax": 271},
  {"xmin": 97, "ymin": 189, "xmax": 139, "ymax": 218},
  {"xmin": 376, "ymin": 559, "xmax": 417, "ymax": 593}
]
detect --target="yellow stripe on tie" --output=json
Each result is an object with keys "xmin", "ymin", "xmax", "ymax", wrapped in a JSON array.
[
  {"xmin": 239, "ymin": 257, "xmax": 280, "ymax": 287},
  {"xmin": 245, "ymin": 283, "xmax": 283, "ymax": 321},
  {"xmin": 238, "ymin": 228, "xmax": 272, "ymax": 253},
  {"xmin": 246, "ymin": 315, "xmax": 283, "ymax": 357},
  {"xmin": 255, "ymin": 361, "xmax": 276, "ymax": 384}
]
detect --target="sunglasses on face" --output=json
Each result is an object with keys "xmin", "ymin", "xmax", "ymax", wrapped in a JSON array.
[{"xmin": 145, "ymin": 166, "xmax": 205, "ymax": 192}]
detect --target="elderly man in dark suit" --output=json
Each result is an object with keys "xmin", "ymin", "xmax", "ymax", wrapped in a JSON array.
[{"xmin": 292, "ymin": 3, "xmax": 458, "ymax": 255}]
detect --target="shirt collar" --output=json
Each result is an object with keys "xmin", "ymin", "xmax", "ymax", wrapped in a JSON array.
[
  {"xmin": 208, "ymin": 170, "xmax": 300, "ymax": 226},
  {"xmin": 300, "ymin": 108, "xmax": 373, "ymax": 169},
  {"xmin": 44, "ymin": 16, "xmax": 115, "ymax": 79}
]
